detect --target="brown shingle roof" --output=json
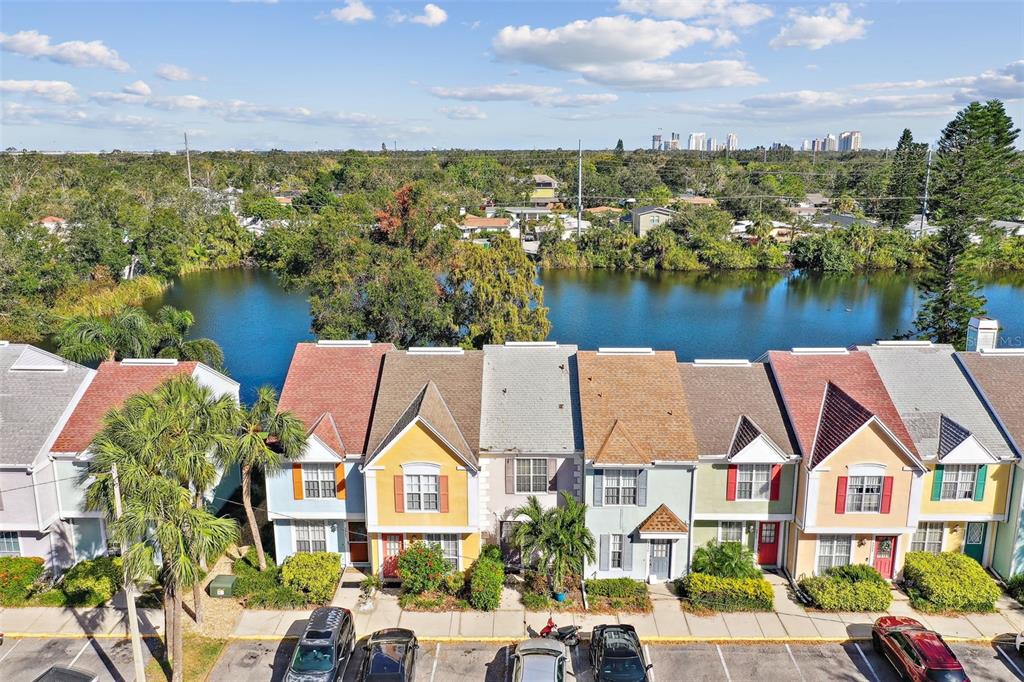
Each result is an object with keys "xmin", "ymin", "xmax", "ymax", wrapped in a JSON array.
[
  {"xmin": 956, "ymin": 352, "xmax": 1024, "ymax": 453},
  {"xmin": 638, "ymin": 504, "xmax": 689, "ymax": 534},
  {"xmin": 278, "ymin": 343, "xmax": 393, "ymax": 455},
  {"xmin": 812, "ymin": 383, "xmax": 875, "ymax": 466},
  {"xmin": 366, "ymin": 350, "xmax": 483, "ymax": 460},
  {"xmin": 577, "ymin": 351, "xmax": 697, "ymax": 463},
  {"xmin": 461, "ymin": 215, "xmax": 512, "ymax": 229},
  {"xmin": 369, "ymin": 380, "xmax": 475, "ymax": 466}
]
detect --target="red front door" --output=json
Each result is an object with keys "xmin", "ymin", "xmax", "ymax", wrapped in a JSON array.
[
  {"xmin": 757, "ymin": 522, "xmax": 780, "ymax": 566},
  {"xmin": 382, "ymin": 534, "xmax": 404, "ymax": 578},
  {"xmin": 873, "ymin": 536, "xmax": 896, "ymax": 579}
]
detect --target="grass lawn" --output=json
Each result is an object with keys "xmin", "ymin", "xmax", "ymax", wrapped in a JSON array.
[{"xmin": 145, "ymin": 635, "xmax": 228, "ymax": 682}]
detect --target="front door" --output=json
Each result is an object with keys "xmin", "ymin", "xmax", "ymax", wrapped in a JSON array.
[
  {"xmin": 964, "ymin": 522, "xmax": 987, "ymax": 563},
  {"xmin": 873, "ymin": 536, "xmax": 896, "ymax": 579},
  {"xmin": 650, "ymin": 540, "xmax": 671, "ymax": 580},
  {"xmin": 500, "ymin": 520, "xmax": 523, "ymax": 570},
  {"xmin": 382, "ymin": 533, "xmax": 403, "ymax": 578},
  {"xmin": 757, "ymin": 522, "xmax": 780, "ymax": 566},
  {"xmin": 348, "ymin": 522, "xmax": 368, "ymax": 564}
]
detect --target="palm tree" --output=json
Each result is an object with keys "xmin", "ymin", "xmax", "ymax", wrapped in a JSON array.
[
  {"xmin": 154, "ymin": 305, "xmax": 225, "ymax": 368},
  {"xmin": 223, "ymin": 386, "xmax": 307, "ymax": 571},
  {"xmin": 510, "ymin": 495, "xmax": 547, "ymax": 570},
  {"xmin": 510, "ymin": 493, "xmax": 595, "ymax": 594},
  {"xmin": 56, "ymin": 306, "xmax": 159, "ymax": 363}
]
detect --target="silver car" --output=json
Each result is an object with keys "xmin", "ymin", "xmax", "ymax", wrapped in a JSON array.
[{"xmin": 511, "ymin": 638, "xmax": 570, "ymax": 682}]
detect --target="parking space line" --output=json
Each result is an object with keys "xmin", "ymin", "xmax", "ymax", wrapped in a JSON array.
[
  {"xmin": 997, "ymin": 645, "xmax": 1024, "ymax": 680},
  {"xmin": 69, "ymin": 639, "xmax": 92, "ymax": 668},
  {"xmin": 429, "ymin": 642, "xmax": 439, "ymax": 682},
  {"xmin": 784, "ymin": 643, "xmax": 806, "ymax": 682},
  {"xmin": 0, "ymin": 639, "xmax": 22, "ymax": 665},
  {"xmin": 854, "ymin": 643, "xmax": 880, "ymax": 682},
  {"xmin": 715, "ymin": 644, "xmax": 732, "ymax": 682},
  {"xmin": 505, "ymin": 645, "xmax": 510, "ymax": 682},
  {"xmin": 644, "ymin": 645, "xmax": 655, "ymax": 682}
]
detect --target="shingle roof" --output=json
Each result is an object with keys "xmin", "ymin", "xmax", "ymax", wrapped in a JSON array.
[
  {"xmin": 277, "ymin": 343, "xmax": 393, "ymax": 455},
  {"xmin": 577, "ymin": 351, "xmax": 697, "ymax": 464},
  {"xmin": 638, "ymin": 504, "xmax": 689, "ymax": 534},
  {"xmin": 730, "ymin": 416, "xmax": 763, "ymax": 456},
  {"xmin": 812, "ymin": 383, "xmax": 875, "ymax": 466},
  {"xmin": 864, "ymin": 344, "xmax": 1015, "ymax": 461},
  {"xmin": 955, "ymin": 351, "xmax": 1024, "ymax": 455},
  {"xmin": 370, "ymin": 381, "xmax": 475, "ymax": 466},
  {"xmin": 52, "ymin": 360, "xmax": 199, "ymax": 453},
  {"xmin": 366, "ymin": 350, "xmax": 483, "ymax": 461},
  {"xmin": 767, "ymin": 350, "xmax": 917, "ymax": 467},
  {"xmin": 677, "ymin": 363, "xmax": 797, "ymax": 458},
  {"xmin": 0, "ymin": 345, "xmax": 93, "ymax": 465},
  {"xmin": 479, "ymin": 344, "xmax": 582, "ymax": 454},
  {"xmin": 937, "ymin": 415, "xmax": 971, "ymax": 459}
]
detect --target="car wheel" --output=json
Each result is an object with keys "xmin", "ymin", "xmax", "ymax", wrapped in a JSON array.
[{"xmin": 872, "ymin": 632, "xmax": 882, "ymax": 653}]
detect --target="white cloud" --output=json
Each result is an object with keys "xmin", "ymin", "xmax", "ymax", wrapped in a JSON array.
[
  {"xmin": 92, "ymin": 91, "xmax": 146, "ymax": 105},
  {"xmin": 0, "ymin": 30, "xmax": 129, "ymax": 71},
  {"xmin": 155, "ymin": 64, "xmax": 206, "ymax": 82},
  {"xmin": 617, "ymin": 0, "xmax": 772, "ymax": 28},
  {"xmin": 545, "ymin": 93, "xmax": 620, "ymax": 108},
  {"xmin": 123, "ymin": 80, "xmax": 152, "ymax": 96},
  {"xmin": 771, "ymin": 3, "xmax": 869, "ymax": 50},
  {"xmin": 1, "ymin": 102, "xmax": 169, "ymax": 131},
  {"xmin": 578, "ymin": 59, "xmax": 763, "ymax": 91},
  {"xmin": 438, "ymin": 105, "xmax": 487, "ymax": 120},
  {"xmin": 0, "ymin": 79, "xmax": 78, "ymax": 103},
  {"xmin": 147, "ymin": 95, "xmax": 210, "ymax": 111},
  {"xmin": 329, "ymin": 0, "xmax": 375, "ymax": 23},
  {"xmin": 853, "ymin": 61, "xmax": 1024, "ymax": 102},
  {"xmin": 411, "ymin": 4, "xmax": 448, "ymax": 27},
  {"xmin": 429, "ymin": 83, "xmax": 562, "ymax": 101}
]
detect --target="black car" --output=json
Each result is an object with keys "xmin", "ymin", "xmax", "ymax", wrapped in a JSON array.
[
  {"xmin": 357, "ymin": 628, "xmax": 419, "ymax": 682},
  {"xmin": 285, "ymin": 607, "xmax": 356, "ymax": 682},
  {"xmin": 589, "ymin": 624, "xmax": 652, "ymax": 682}
]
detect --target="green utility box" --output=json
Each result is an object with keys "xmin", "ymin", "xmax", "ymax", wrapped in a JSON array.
[{"xmin": 208, "ymin": 574, "xmax": 237, "ymax": 598}]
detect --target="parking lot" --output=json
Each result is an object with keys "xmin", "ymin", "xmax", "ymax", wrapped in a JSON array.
[{"xmin": 0, "ymin": 636, "xmax": 159, "ymax": 682}]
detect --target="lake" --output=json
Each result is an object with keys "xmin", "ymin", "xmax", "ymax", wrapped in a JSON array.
[{"xmin": 148, "ymin": 268, "xmax": 1024, "ymax": 402}]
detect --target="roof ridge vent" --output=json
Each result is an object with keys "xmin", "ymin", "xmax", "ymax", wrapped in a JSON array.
[
  {"xmin": 408, "ymin": 347, "xmax": 465, "ymax": 355},
  {"xmin": 316, "ymin": 339, "xmax": 372, "ymax": 347},
  {"xmin": 504, "ymin": 341, "xmax": 558, "ymax": 347},
  {"xmin": 873, "ymin": 340, "xmax": 933, "ymax": 347},
  {"xmin": 693, "ymin": 359, "xmax": 751, "ymax": 367},
  {"xmin": 791, "ymin": 347, "xmax": 849, "ymax": 355},
  {"xmin": 120, "ymin": 358, "xmax": 179, "ymax": 366},
  {"xmin": 978, "ymin": 348, "xmax": 1024, "ymax": 355},
  {"xmin": 597, "ymin": 347, "xmax": 655, "ymax": 355}
]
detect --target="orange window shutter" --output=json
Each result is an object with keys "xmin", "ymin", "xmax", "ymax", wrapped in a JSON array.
[
  {"xmin": 292, "ymin": 464, "xmax": 304, "ymax": 500},
  {"xmin": 335, "ymin": 463, "xmax": 346, "ymax": 499},
  {"xmin": 394, "ymin": 475, "xmax": 405, "ymax": 513},
  {"xmin": 439, "ymin": 475, "xmax": 449, "ymax": 513}
]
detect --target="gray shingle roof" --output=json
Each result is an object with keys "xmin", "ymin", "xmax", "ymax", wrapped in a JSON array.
[
  {"xmin": 479, "ymin": 344, "xmax": 582, "ymax": 454},
  {"xmin": 864, "ymin": 344, "xmax": 1015, "ymax": 460},
  {"xmin": 0, "ymin": 344, "xmax": 93, "ymax": 466}
]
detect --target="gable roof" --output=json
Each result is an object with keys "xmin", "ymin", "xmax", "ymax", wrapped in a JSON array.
[
  {"xmin": 368, "ymin": 380, "xmax": 475, "ymax": 467},
  {"xmin": 365, "ymin": 350, "xmax": 483, "ymax": 463},
  {"xmin": 863, "ymin": 344, "xmax": 1014, "ymax": 461},
  {"xmin": 955, "ymin": 351, "xmax": 1024, "ymax": 456},
  {"xmin": 479, "ymin": 343, "xmax": 582, "ymax": 454},
  {"xmin": 812, "ymin": 383, "xmax": 876, "ymax": 466},
  {"xmin": 278, "ymin": 342, "xmax": 393, "ymax": 456},
  {"xmin": 638, "ymin": 504, "xmax": 689, "ymax": 534},
  {"xmin": 0, "ymin": 345, "xmax": 93, "ymax": 466},
  {"xmin": 577, "ymin": 350, "xmax": 697, "ymax": 464},
  {"xmin": 677, "ymin": 362, "xmax": 797, "ymax": 458},
  {"xmin": 767, "ymin": 350, "xmax": 917, "ymax": 467}
]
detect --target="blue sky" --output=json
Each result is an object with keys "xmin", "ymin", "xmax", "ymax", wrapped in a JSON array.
[{"xmin": 1, "ymin": 1, "xmax": 1022, "ymax": 151}]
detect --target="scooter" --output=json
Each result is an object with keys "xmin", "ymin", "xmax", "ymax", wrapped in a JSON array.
[{"xmin": 528, "ymin": 617, "xmax": 580, "ymax": 647}]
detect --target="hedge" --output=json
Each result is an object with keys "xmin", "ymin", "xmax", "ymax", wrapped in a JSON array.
[
  {"xmin": 281, "ymin": 552, "xmax": 342, "ymax": 605},
  {"xmin": 1007, "ymin": 573, "xmax": 1024, "ymax": 606},
  {"xmin": 678, "ymin": 572, "xmax": 773, "ymax": 612},
  {"xmin": 902, "ymin": 551, "xmax": 1000, "ymax": 613},
  {"xmin": 0, "ymin": 557, "xmax": 45, "ymax": 605},
  {"xmin": 468, "ymin": 555, "xmax": 504, "ymax": 611},
  {"xmin": 60, "ymin": 556, "xmax": 124, "ymax": 607},
  {"xmin": 799, "ymin": 565, "xmax": 891, "ymax": 612},
  {"xmin": 232, "ymin": 548, "xmax": 309, "ymax": 609},
  {"xmin": 397, "ymin": 542, "xmax": 448, "ymax": 595}
]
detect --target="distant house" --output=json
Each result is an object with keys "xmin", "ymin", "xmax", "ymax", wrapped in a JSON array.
[
  {"xmin": 992, "ymin": 220, "xmax": 1024, "ymax": 237},
  {"xmin": 530, "ymin": 174, "xmax": 560, "ymax": 208},
  {"xmin": 458, "ymin": 214, "xmax": 519, "ymax": 240},
  {"xmin": 905, "ymin": 214, "xmax": 943, "ymax": 239},
  {"xmin": 38, "ymin": 216, "xmax": 67, "ymax": 233},
  {"xmin": 677, "ymin": 194, "xmax": 716, "ymax": 207},
  {"xmin": 585, "ymin": 206, "xmax": 623, "ymax": 215},
  {"xmin": 811, "ymin": 213, "xmax": 878, "ymax": 230},
  {"xmin": 630, "ymin": 206, "xmax": 677, "ymax": 237},
  {"xmin": 804, "ymin": 193, "xmax": 831, "ymax": 209},
  {"xmin": 557, "ymin": 215, "xmax": 591, "ymax": 240}
]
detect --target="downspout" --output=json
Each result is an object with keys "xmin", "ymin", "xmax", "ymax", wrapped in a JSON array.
[{"xmin": 686, "ymin": 464, "xmax": 696, "ymax": 575}]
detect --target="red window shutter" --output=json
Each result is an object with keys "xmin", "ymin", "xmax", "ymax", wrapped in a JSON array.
[
  {"xmin": 393, "ymin": 475, "xmax": 404, "ymax": 513},
  {"xmin": 726, "ymin": 464, "xmax": 738, "ymax": 501},
  {"xmin": 439, "ymin": 475, "xmax": 449, "ymax": 513},
  {"xmin": 881, "ymin": 476, "xmax": 893, "ymax": 514},
  {"xmin": 769, "ymin": 464, "xmax": 782, "ymax": 501},
  {"xmin": 835, "ymin": 476, "xmax": 848, "ymax": 514}
]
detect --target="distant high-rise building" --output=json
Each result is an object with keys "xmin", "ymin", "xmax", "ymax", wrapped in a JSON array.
[
  {"xmin": 688, "ymin": 132, "xmax": 706, "ymax": 151},
  {"xmin": 825, "ymin": 133, "xmax": 838, "ymax": 152},
  {"xmin": 668, "ymin": 132, "xmax": 680, "ymax": 151},
  {"xmin": 726, "ymin": 133, "xmax": 738, "ymax": 151},
  {"xmin": 811, "ymin": 139, "xmax": 824, "ymax": 152},
  {"xmin": 706, "ymin": 138, "xmax": 717, "ymax": 152},
  {"xmin": 652, "ymin": 133, "xmax": 662, "ymax": 151},
  {"xmin": 839, "ymin": 131, "xmax": 862, "ymax": 152},
  {"xmin": 801, "ymin": 139, "xmax": 811, "ymax": 151}
]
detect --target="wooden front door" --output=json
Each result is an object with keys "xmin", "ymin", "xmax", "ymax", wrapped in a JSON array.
[
  {"xmin": 873, "ymin": 536, "xmax": 896, "ymax": 579},
  {"xmin": 757, "ymin": 522, "xmax": 780, "ymax": 566},
  {"xmin": 382, "ymin": 533, "xmax": 404, "ymax": 578},
  {"xmin": 348, "ymin": 522, "xmax": 368, "ymax": 564}
]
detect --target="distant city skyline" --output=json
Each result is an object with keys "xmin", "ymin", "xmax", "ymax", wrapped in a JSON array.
[{"xmin": 1, "ymin": 1, "xmax": 1021, "ymax": 151}]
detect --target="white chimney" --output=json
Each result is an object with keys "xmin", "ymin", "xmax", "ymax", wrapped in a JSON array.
[{"xmin": 966, "ymin": 317, "xmax": 999, "ymax": 351}]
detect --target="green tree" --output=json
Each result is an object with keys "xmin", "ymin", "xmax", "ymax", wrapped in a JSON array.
[
  {"xmin": 614, "ymin": 139, "xmax": 624, "ymax": 154},
  {"xmin": 57, "ymin": 306, "xmax": 159, "ymax": 362},
  {"xmin": 691, "ymin": 540, "xmax": 760, "ymax": 579},
  {"xmin": 882, "ymin": 129, "xmax": 926, "ymax": 228},
  {"xmin": 509, "ymin": 493, "xmax": 595, "ymax": 593},
  {"xmin": 154, "ymin": 306, "xmax": 225, "ymax": 368}
]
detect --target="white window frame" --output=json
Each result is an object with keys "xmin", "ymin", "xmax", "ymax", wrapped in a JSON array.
[
  {"xmin": 405, "ymin": 474, "xmax": 439, "ymax": 512},
  {"xmin": 846, "ymin": 475, "xmax": 883, "ymax": 513},
  {"xmin": 816, "ymin": 534, "xmax": 853, "ymax": 574},
  {"xmin": 718, "ymin": 521, "xmax": 744, "ymax": 543},
  {"xmin": 424, "ymin": 533, "xmax": 460, "ymax": 570},
  {"xmin": 294, "ymin": 521, "xmax": 328, "ymax": 554},
  {"xmin": 603, "ymin": 469, "xmax": 638, "ymax": 506},
  {"xmin": 303, "ymin": 464, "xmax": 336, "ymax": 499},
  {"xmin": 515, "ymin": 458, "xmax": 548, "ymax": 494},
  {"xmin": 0, "ymin": 531, "xmax": 20, "ymax": 557},
  {"xmin": 941, "ymin": 465, "xmax": 978, "ymax": 501},
  {"xmin": 911, "ymin": 522, "xmax": 944, "ymax": 554},
  {"xmin": 736, "ymin": 464, "xmax": 771, "ymax": 501},
  {"xmin": 610, "ymin": 534, "xmax": 624, "ymax": 569}
]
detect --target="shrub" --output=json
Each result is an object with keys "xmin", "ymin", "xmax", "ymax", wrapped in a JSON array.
[
  {"xmin": 469, "ymin": 555, "xmax": 504, "ymax": 611},
  {"xmin": 691, "ymin": 540, "xmax": 761, "ymax": 579},
  {"xmin": 397, "ymin": 542, "xmax": 448, "ymax": 595},
  {"xmin": 61, "ymin": 556, "xmax": 124, "ymax": 607},
  {"xmin": 800, "ymin": 575, "xmax": 892, "ymax": 612},
  {"xmin": 902, "ymin": 551, "xmax": 1000, "ymax": 613},
  {"xmin": 584, "ymin": 578, "xmax": 650, "ymax": 611},
  {"xmin": 826, "ymin": 564, "xmax": 886, "ymax": 585},
  {"xmin": 481, "ymin": 544, "xmax": 503, "ymax": 561},
  {"xmin": 1007, "ymin": 573, "xmax": 1024, "ymax": 605},
  {"xmin": 522, "ymin": 592, "xmax": 549, "ymax": 610},
  {"xmin": 248, "ymin": 584, "xmax": 309, "ymax": 609},
  {"xmin": 0, "ymin": 557, "xmax": 45, "ymax": 605},
  {"xmin": 361, "ymin": 574, "xmax": 383, "ymax": 597},
  {"xmin": 441, "ymin": 572, "xmax": 465, "ymax": 596},
  {"xmin": 678, "ymin": 573, "xmax": 773, "ymax": 612},
  {"xmin": 523, "ymin": 570, "xmax": 548, "ymax": 595},
  {"xmin": 281, "ymin": 552, "xmax": 342, "ymax": 605},
  {"xmin": 233, "ymin": 548, "xmax": 306, "ymax": 608}
]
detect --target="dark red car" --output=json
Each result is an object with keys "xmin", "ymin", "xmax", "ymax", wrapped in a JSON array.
[{"xmin": 872, "ymin": 616, "xmax": 969, "ymax": 681}]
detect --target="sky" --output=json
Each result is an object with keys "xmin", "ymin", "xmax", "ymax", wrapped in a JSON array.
[{"xmin": 1, "ymin": 0, "xmax": 1022, "ymax": 151}]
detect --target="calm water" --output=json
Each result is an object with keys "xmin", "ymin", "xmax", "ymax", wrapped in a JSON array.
[{"xmin": 148, "ymin": 268, "xmax": 1024, "ymax": 402}]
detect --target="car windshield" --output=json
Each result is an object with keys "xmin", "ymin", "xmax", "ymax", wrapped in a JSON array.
[
  {"xmin": 598, "ymin": 656, "xmax": 647, "ymax": 682},
  {"xmin": 290, "ymin": 643, "xmax": 334, "ymax": 672},
  {"xmin": 925, "ymin": 670, "xmax": 968, "ymax": 682},
  {"xmin": 368, "ymin": 642, "xmax": 407, "ymax": 678}
]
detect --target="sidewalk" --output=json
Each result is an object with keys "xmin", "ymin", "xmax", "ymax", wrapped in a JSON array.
[{"xmin": 0, "ymin": 606, "xmax": 164, "ymax": 637}]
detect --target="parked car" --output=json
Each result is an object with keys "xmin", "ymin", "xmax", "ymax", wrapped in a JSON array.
[
  {"xmin": 589, "ymin": 624, "xmax": 652, "ymax": 682},
  {"xmin": 511, "ymin": 638, "xmax": 569, "ymax": 682},
  {"xmin": 872, "ymin": 616, "xmax": 969, "ymax": 681},
  {"xmin": 285, "ymin": 606, "xmax": 355, "ymax": 682},
  {"xmin": 31, "ymin": 667, "xmax": 99, "ymax": 682},
  {"xmin": 356, "ymin": 628, "xmax": 419, "ymax": 682}
]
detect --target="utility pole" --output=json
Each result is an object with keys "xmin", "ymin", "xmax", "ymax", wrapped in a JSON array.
[
  {"xmin": 112, "ymin": 465, "xmax": 146, "ymax": 682},
  {"xmin": 576, "ymin": 139, "xmax": 583, "ymax": 239},
  {"xmin": 919, "ymin": 146, "xmax": 933, "ymax": 232},
  {"xmin": 183, "ymin": 132, "xmax": 193, "ymax": 188}
]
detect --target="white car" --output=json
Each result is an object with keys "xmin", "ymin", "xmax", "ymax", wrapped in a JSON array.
[{"xmin": 511, "ymin": 638, "xmax": 571, "ymax": 682}]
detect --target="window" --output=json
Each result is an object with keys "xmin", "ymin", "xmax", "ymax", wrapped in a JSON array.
[
  {"xmin": 425, "ymin": 534, "xmax": 459, "ymax": 569},
  {"xmin": 604, "ymin": 470, "xmax": 638, "ymax": 506},
  {"xmin": 911, "ymin": 522, "xmax": 943, "ymax": 554},
  {"xmin": 610, "ymin": 534, "xmax": 623, "ymax": 569},
  {"xmin": 515, "ymin": 459, "xmax": 548, "ymax": 494},
  {"xmin": 719, "ymin": 522, "xmax": 744, "ymax": 543},
  {"xmin": 405, "ymin": 474, "xmax": 439, "ymax": 511},
  {"xmin": 816, "ymin": 535, "xmax": 852, "ymax": 574},
  {"xmin": 941, "ymin": 465, "xmax": 978, "ymax": 500},
  {"xmin": 295, "ymin": 522, "xmax": 327, "ymax": 553},
  {"xmin": 737, "ymin": 464, "xmax": 771, "ymax": 500},
  {"xmin": 846, "ymin": 476, "xmax": 883, "ymax": 512},
  {"xmin": 303, "ymin": 464, "xmax": 336, "ymax": 499},
  {"xmin": 0, "ymin": 532, "xmax": 19, "ymax": 556}
]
